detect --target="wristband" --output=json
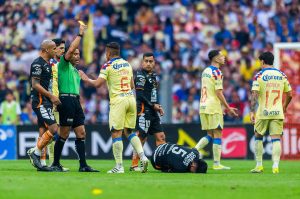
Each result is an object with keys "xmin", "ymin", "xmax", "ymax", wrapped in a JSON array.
[{"xmin": 77, "ymin": 34, "xmax": 83, "ymax": 37}]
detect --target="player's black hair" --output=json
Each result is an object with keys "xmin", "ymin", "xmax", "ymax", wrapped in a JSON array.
[
  {"xmin": 259, "ymin": 52, "xmax": 274, "ymax": 65},
  {"xmin": 5, "ymin": 89, "xmax": 13, "ymax": 96},
  {"xmin": 208, "ymin": 50, "xmax": 220, "ymax": 61},
  {"xmin": 52, "ymin": 38, "xmax": 65, "ymax": 47},
  {"xmin": 106, "ymin": 42, "xmax": 120, "ymax": 56},
  {"xmin": 195, "ymin": 159, "xmax": 208, "ymax": 173},
  {"xmin": 143, "ymin": 52, "xmax": 154, "ymax": 59}
]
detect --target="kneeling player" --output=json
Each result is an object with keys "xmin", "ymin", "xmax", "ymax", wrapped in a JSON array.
[{"xmin": 151, "ymin": 143, "xmax": 207, "ymax": 173}]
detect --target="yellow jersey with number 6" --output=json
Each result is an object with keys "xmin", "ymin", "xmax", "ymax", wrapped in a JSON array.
[
  {"xmin": 252, "ymin": 68, "xmax": 292, "ymax": 120},
  {"xmin": 199, "ymin": 66, "xmax": 223, "ymax": 115},
  {"xmin": 99, "ymin": 57, "xmax": 134, "ymax": 103}
]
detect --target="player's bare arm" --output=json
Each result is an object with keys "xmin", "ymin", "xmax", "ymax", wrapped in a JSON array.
[
  {"xmin": 283, "ymin": 91, "xmax": 292, "ymax": 114},
  {"xmin": 32, "ymin": 77, "xmax": 61, "ymax": 105},
  {"xmin": 250, "ymin": 90, "xmax": 259, "ymax": 124},
  {"xmin": 215, "ymin": 89, "xmax": 238, "ymax": 117},
  {"xmin": 79, "ymin": 70, "xmax": 106, "ymax": 88},
  {"xmin": 64, "ymin": 24, "xmax": 87, "ymax": 61},
  {"xmin": 130, "ymin": 77, "xmax": 135, "ymax": 90}
]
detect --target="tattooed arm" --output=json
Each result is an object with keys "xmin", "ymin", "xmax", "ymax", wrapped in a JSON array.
[{"xmin": 250, "ymin": 91, "xmax": 259, "ymax": 124}]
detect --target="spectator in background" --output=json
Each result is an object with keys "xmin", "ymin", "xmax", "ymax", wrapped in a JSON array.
[{"xmin": 0, "ymin": 90, "xmax": 21, "ymax": 125}]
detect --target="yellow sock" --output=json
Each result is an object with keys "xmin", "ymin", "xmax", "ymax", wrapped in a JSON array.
[
  {"xmin": 128, "ymin": 133, "xmax": 146, "ymax": 161},
  {"xmin": 255, "ymin": 138, "xmax": 263, "ymax": 167},
  {"xmin": 272, "ymin": 139, "xmax": 281, "ymax": 168},
  {"xmin": 195, "ymin": 135, "xmax": 212, "ymax": 150},
  {"xmin": 112, "ymin": 138, "xmax": 123, "ymax": 167},
  {"xmin": 47, "ymin": 141, "xmax": 55, "ymax": 165},
  {"xmin": 213, "ymin": 138, "xmax": 221, "ymax": 165}
]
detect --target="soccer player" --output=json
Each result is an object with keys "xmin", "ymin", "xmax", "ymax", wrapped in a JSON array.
[
  {"xmin": 130, "ymin": 52, "xmax": 166, "ymax": 171},
  {"xmin": 151, "ymin": 143, "xmax": 207, "ymax": 173},
  {"xmin": 40, "ymin": 38, "xmax": 66, "ymax": 168},
  {"xmin": 250, "ymin": 52, "xmax": 292, "ymax": 174},
  {"xmin": 194, "ymin": 50, "xmax": 238, "ymax": 170},
  {"xmin": 27, "ymin": 40, "xmax": 61, "ymax": 171},
  {"xmin": 79, "ymin": 42, "xmax": 149, "ymax": 173},
  {"xmin": 50, "ymin": 24, "xmax": 98, "ymax": 172}
]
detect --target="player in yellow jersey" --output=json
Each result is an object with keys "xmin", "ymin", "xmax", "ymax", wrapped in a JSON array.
[
  {"xmin": 250, "ymin": 52, "xmax": 292, "ymax": 174},
  {"xmin": 79, "ymin": 42, "xmax": 149, "ymax": 173},
  {"xmin": 194, "ymin": 50, "xmax": 238, "ymax": 170}
]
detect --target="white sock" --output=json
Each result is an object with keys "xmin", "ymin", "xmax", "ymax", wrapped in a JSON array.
[{"xmin": 34, "ymin": 147, "xmax": 41, "ymax": 156}]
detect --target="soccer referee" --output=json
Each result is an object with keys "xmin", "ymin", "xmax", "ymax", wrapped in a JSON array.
[{"xmin": 50, "ymin": 23, "xmax": 98, "ymax": 172}]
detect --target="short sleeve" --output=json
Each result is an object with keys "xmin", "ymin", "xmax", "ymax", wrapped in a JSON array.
[
  {"xmin": 58, "ymin": 55, "xmax": 69, "ymax": 70},
  {"xmin": 135, "ymin": 73, "xmax": 146, "ymax": 90},
  {"xmin": 30, "ymin": 63, "xmax": 42, "ymax": 78},
  {"xmin": 213, "ymin": 70, "xmax": 223, "ymax": 90},
  {"xmin": 283, "ymin": 78, "xmax": 292, "ymax": 92},
  {"xmin": 99, "ymin": 63, "xmax": 108, "ymax": 80}
]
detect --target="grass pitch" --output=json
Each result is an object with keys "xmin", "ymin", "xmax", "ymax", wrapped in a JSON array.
[{"xmin": 0, "ymin": 160, "xmax": 299, "ymax": 199}]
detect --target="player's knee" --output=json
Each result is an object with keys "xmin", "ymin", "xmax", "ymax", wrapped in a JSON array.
[
  {"xmin": 255, "ymin": 132, "xmax": 263, "ymax": 138},
  {"xmin": 48, "ymin": 124, "xmax": 59, "ymax": 135}
]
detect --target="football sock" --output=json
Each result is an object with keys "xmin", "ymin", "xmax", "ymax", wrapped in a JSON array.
[
  {"xmin": 128, "ymin": 133, "xmax": 147, "ymax": 161},
  {"xmin": 195, "ymin": 135, "xmax": 212, "ymax": 150},
  {"xmin": 131, "ymin": 150, "xmax": 139, "ymax": 167},
  {"xmin": 53, "ymin": 136, "xmax": 66, "ymax": 165},
  {"xmin": 112, "ymin": 137, "xmax": 123, "ymax": 168},
  {"xmin": 47, "ymin": 141, "xmax": 55, "ymax": 165},
  {"xmin": 272, "ymin": 139, "xmax": 281, "ymax": 168},
  {"xmin": 40, "ymin": 146, "xmax": 47, "ymax": 166},
  {"xmin": 35, "ymin": 131, "xmax": 53, "ymax": 155},
  {"xmin": 213, "ymin": 138, "xmax": 221, "ymax": 166},
  {"xmin": 255, "ymin": 137, "xmax": 263, "ymax": 167},
  {"xmin": 75, "ymin": 138, "xmax": 88, "ymax": 167}
]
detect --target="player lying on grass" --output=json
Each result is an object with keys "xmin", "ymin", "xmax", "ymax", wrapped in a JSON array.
[{"xmin": 151, "ymin": 143, "xmax": 207, "ymax": 173}]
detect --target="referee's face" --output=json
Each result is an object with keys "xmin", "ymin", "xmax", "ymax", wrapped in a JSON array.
[{"xmin": 142, "ymin": 56, "xmax": 155, "ymax": 73}]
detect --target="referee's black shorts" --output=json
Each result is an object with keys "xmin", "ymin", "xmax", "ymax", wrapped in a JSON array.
[{"xmin": 57, "ymin": 94, "xmax": 85, "ymax": 128}]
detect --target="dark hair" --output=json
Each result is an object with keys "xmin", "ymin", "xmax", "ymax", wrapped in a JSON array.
[
  {"xmin": 143, "ymin": 52, "xmax": 154, "ymax": 59},
  {"xmin": 259, "ymin": 52, "xmax": 274, "ymax": 65},
  {"xmin": 195, "ymin": 159, "xmax": 208, "ymax": 173},
  {"xmin": 208, "ymin": 50, "xmax": 220, "ymax": 61},
  {"xmin": 52, "ymin": 38, "xmax": 65, "ymax": 47},
  {"xmin": 6, "ymin": 90, "xmax": 13, "ymax": 96},
  {"xmin": 106, "ymin": 42, "xmax": 120, "ymax": 56}
]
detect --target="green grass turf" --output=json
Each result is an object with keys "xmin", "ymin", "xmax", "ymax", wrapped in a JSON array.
[{"xmin": 0, "ymin": 160, "xmax": 300, "ymax": 199}]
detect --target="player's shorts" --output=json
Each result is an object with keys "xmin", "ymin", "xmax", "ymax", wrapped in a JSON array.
[
  {"xmin": 33, "ymin": 104, "xmax": 56, "ymax": 128},
  {"xmin": 200, "ymin": 113, "xmax": 224, "ymax": 130},
  {"xmin": 254, "ymin": 119, "xmax": 283, "ymax": 136},
  {"xmin": 136, "ymin": 108, "xmax": 163, "ymax": 139},
  {"xmin": 109, "ymin": 96, "xmax": 136, "ymax": 131},
  {"xmin": 53, "ymin": 107, "xmax": 59, "ymax": 123},
  {"xmin": 58, "ymin": 94, "xmax": 85, "ymax": 128}
]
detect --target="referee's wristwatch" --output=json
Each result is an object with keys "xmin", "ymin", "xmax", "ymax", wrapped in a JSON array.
[{"xmin": 77, "ymin": 34, "xmax": 83, "ymax": 37}]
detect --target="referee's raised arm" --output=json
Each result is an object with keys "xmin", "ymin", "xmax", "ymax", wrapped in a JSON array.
[{"xmin": 64, "ymin": 23, "xmax": 87, "ymax": 61}]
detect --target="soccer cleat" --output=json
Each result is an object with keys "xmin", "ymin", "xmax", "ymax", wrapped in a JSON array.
[
  {"xmin": 250, "ymin": 166, "xmax": 264, "ymax": 173},
  {"xmin": 141, "ymin": 159, "xmax": 149, "ymax": 173},
  {"xmin": 27, "ymin": 148, "xmax": 43, "ymax": 169},
  {"xmin": 79, "ymin": 165, "xmax": 99, "ymax": 172},
  {"xmin": 272, "ymin": 167, "xmax": 279, "ymax": 174},
  {"xmin": 37, "ymin": 166, "xmax": 53, "ymax": 172},
  {"xmin": 51, "ymin": 164, "xmax": 69, "ymax": 172},
  {"xmin": 129, "ymin": 166, "xmax": 141, "ymax": 172},
  {"xmin": 213, "ymin": 164, "xmax": 231, "ymax": 170},
  {"xmin": 107, "ymin": 167, "xmax": 124, "ymax": 174}
]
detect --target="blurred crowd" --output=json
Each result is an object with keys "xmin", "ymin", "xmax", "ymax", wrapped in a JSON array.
[{"xmin": 0, "ymin": 0, "xmax": 300, "ymax": 125}]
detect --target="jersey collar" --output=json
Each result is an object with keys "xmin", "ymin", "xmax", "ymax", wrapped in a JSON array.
[
  {"xmin": 109, "ymin": 57, "xmax": 121, "ymax": 62},
  {"xmin": 208, "ymin": 65, "xmax": 219, "ymax": 70}
]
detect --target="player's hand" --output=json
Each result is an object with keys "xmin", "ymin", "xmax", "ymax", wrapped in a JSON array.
[
  {"xmin": 50, "ymin": 95, "xmax": 61, "ymax": 106},
  {"xmin": 79, "ymin": 70, "xmax": 89, "ymax": 81},
  {"xmin": 250, "ymin": 112, "xmax": 255, "ymax": 124},
  {"xmin": 227, "ymin": 107, "xmax": 239, "ymax": 118},
  {"xmin": 158, "ymin": 106, "xmax": 165, "ymax": 116},
  {"xmin": 79, "ymin": 23, "xmax": 87, "ymax": 35}
]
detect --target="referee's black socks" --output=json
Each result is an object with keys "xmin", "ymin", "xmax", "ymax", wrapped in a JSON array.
[
  {"xmin": 53, "ymin": 136, "xmax": 66, "ymax": 165},
  {"xmin": 75, "ymin": 138, "xmax": 87, "ymax": 167}
]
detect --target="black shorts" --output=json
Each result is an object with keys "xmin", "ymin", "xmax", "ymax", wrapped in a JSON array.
[
  {"xmin": 33, "ymin": 104, "xmax": 56, "ymax": 128},
  {"xmin": 57, "ymin": 94, "xmax": 85, "ymax": 128},
  {"xmin": 136, "ymin": 110, "xmax": 163, "ymax": 139}
]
